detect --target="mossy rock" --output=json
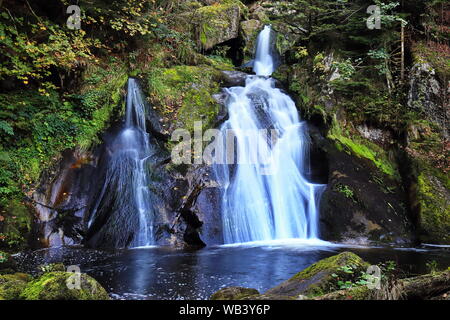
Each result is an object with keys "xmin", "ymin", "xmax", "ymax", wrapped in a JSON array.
[
  {"xmin": 191, "ymin": 0, "xmax": 246, "ymax": 50},
  {"xmin": 210, "ymin": 286, "xmax": 259, "ymax": 300},
  {"xmin": 20, "ymin": 272, "xmax": 110, "ymax": 300},
  {"xmin": 240, "ymin": 19, "xmax": 263, "ymax": 58},
  {"xmin": 416, "ymin": 167, "xmax": 450, "ymax": 244},
  {"xmin": 0, "ymin": 273, "xmax": 32, "ymax": 300},
  {"xmin": 146, "ymin": 65, "xmax": 223, "ymax": 136},
  {"xmin": 265, "ymin": 252, "xmax": 370, "ymax": 298},
  {"xmin": 327, "ymin": 117, "xmax": 399, "ymax": 179}
]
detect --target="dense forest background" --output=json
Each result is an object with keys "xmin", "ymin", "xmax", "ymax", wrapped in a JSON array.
[{"xmin": 0, "ymin": 0, "xmax": 448, "ymax": 252}]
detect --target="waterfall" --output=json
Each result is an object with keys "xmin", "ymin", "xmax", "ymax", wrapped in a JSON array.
[
  {"xmin": 86, "ymin": 79, "xmax": 155, "ymax": 248},
  {"xmin": 253, "ymin": 25, "xmax": 275, "ymax": 76},
  {"xmin": 214, "ymin": 26, "xmax": 326, "ymax": 244}
]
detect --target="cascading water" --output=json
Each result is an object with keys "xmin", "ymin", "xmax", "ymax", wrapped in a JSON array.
[
  {"xmin": 86, "ymin": 78, "xmax": 155, "ymax": 248},
  {"xmin": 215, "ymin": 25, "xmax": 326, "ymax": 244}
]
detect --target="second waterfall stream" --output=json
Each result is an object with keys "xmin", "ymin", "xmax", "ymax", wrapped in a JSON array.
[{"xmin": 214, "ymin": 26, "xmax": 326, "ymax": 244}]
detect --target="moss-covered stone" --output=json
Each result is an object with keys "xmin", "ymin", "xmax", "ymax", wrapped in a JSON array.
[
  {"xmin": 0, "ymin": 273, "xmax": 31, "ymax": 300},
  {"xmin": 210, "ymin": 286, "xmax": 259, "ymax": 300},
  {"xmin": 146, "ymin": 64, "xmax": 223, "ymax": 136},
  {"xmin": 265, "ymin": 252, "xmax": 370, "ymax": 297},
  {"xmin": 185, "ymin": 0, "xmax": 246, "ymax": 50},
  {"xmin": 327, "ymin": 116, "xmax": 399, "ymax": 179},
  {"xmin": 416, "ymin": 167, "xmax": 450, "ymax": 244},
  {"xmin": 240, "ymin": 19, "xmax": 263, "ymax": 58},
  {"xmin": 20, "ymin": 272, "xmax": 110, "ymax": 300}
]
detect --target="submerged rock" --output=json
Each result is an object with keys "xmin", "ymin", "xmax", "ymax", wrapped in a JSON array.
[
  {"xmin": 20, "ymin": 272, "xmax": 110, "ymax": 300},
  {"xmin": 265, "ymin": 252, "xmax": 370, "ymax": 297}
]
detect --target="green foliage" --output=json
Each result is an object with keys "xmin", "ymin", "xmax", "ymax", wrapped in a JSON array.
[
  {"xmin": 425, "ymin": 260, "xmax": 439, "ymax": 274},
  {"xmin": 0, "ymin": 8, "xmax": 97, "ymax": 89},
  {"xmin": 334, "ymin": 183, "xmax": 356, "ymax": 202},
  {"xmin": 332, "ymin": 59, "xmax": 355, "ymax": 80},
  {"xmin": 0, "ymin": 251, "xmax": 9, "ymax": 264}
]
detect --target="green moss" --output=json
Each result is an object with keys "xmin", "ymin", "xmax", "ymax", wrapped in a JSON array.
[
  {"xmin": 328, "ymin": 117, "xmax": 398, "ymax": 178},
  {"xmin": 293, "ymin": 252, "xmax": 368, "ymax": 281},
  {"xmin": 264, "ymin": 252, "xmax": 371, "ymax": 298},
  {"xmin": 192, "ymin": 0, "xmax": 246, "ymax": 50},
  {"xmin": 146, "ymin": 65, "xmax": 221, "ymax": 134},
  {"xmin": 0, "ymin": 273, "xmax": 31, "ymax": 300},
  {"xmin": 20, "ymin": 272, "xmax": 110, "ymax": 300},
  {"xmin": 210, "ymin": 287, "xmax": 259, "ymax": 300},
  {"xmin": 417, "ymin": 167, "xmax": 450, "ymax": 244}
]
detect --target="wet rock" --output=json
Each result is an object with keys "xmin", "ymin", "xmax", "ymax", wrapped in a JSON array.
[
  {"xmin": 31, "ymin": 149, "xmax": 99, "ymax": 248},
  {"xmin": 308, "ymin": 125, "xmax": 414, "ymax": 244},
  {"xmin": 265, "ymin": 252, "xmax": 370, "ymax": 297},
  {"xmin": 221, "ymin": 70, "xmax": 249, "ymax": 87},
  {"xmin": 170, "ymin": 165, "xmax": 223, "ymax": 247},
  {"xmin": 20, "ymin": 271, "xmax": 110, "ymax": 300},
  {"xmin": 240, "ymin": 19, "xmax": 263, "ymax": 58},
  {"xmin": 210, "ymin": 286, "xmax": 259, "ymax": 300}
]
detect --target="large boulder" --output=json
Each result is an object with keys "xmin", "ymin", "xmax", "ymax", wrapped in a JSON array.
[
  {"xmin": 265, "ymin": 252, "xmax": 370, "ymax": 298},
  {"xmin": 20, "ymin": 272, "xmax": 110, "ymax": 300},
  {"xmin": 309, "ymin": 124, "xmax": 415, "ymax": 245},
  {"xmin": 188, "ymin": 0, "xmax": 246, "ymax": 50}
]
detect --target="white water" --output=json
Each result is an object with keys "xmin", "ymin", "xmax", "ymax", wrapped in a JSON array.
[
  {"xmin": 215, "ymin": 26, "xmax": 326, "ymax": 244},
  {"xmin": 124, "ymin": 78, "xmax": 154, "ymax": 247},
  {"xmin": 87, "ymin": 79, "xmax": 154, "ymax": 247}
]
